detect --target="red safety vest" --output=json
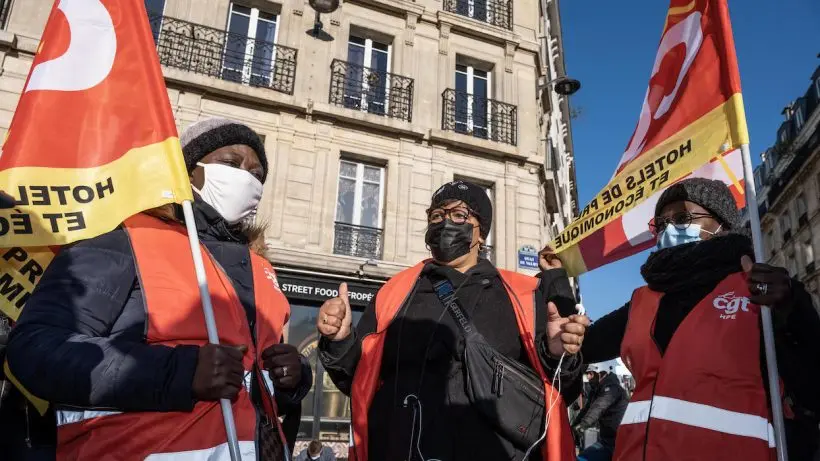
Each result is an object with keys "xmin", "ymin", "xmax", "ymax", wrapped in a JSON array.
[
  {"xmin": 614, "ymin": 272, "xmax": 775, "ymax": 461},
  {"xmin": 348, "ymin": 262, "xmax": 576, "ymax": 461},
  {"xmin": 55, "ymin": 213, "xmax": 290, "ymax": 460}
]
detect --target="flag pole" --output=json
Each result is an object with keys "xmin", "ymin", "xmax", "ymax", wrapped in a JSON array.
[
  {"xmin": 740, "ymin": 143, "xmax": 788, "ymax": 461},
  {"xmin": 181, "ymin": 199, "xmax": 242, "ymax": 461}
]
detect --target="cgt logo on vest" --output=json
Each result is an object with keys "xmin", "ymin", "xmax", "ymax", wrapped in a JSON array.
[
  {"xmin": 264, "ymin": 268, "xmax": 281, "ymax": 292},
  {"xmin": 712, "ymin": 292, "xmax": 750, "ymax": 320}
]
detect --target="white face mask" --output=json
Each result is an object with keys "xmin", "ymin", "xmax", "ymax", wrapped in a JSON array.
[{"xmin": 192, "ymin": 162, "xmax": 263, "ymax": 224}]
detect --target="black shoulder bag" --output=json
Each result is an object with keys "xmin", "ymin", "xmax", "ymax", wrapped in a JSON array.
[{"xmin": 432, "ymin": 277, "xmax": 546, "ymax": 451}]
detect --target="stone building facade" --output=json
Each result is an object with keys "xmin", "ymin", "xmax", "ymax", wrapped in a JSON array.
[
  {"xmin": 749, "ymin": 63, "xmax": 820, "ymax": 312},
  {"xmin": 0, "ymin": 0, "xmax": 578, "ymax": 453}
]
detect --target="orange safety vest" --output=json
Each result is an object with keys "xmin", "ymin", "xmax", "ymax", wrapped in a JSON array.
[
  {"xmin": 55, "ymin": 213, "xmax": 291, "ymax": 460},
  {"xmin": 614, "ymin": 272, "xmax": 775, "ymax": 461},
  {"xmin": 348, "ymin": 262, "xmax": 576, "ymax": 461}
]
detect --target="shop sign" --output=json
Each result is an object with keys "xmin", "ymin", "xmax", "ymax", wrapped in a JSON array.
[{"xmin": 277, "ymin": 274, "xmax": 381, "ymax": 307}]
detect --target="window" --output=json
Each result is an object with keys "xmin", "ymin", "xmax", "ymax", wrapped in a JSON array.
[
  {"xmin": 797, "ymin": 194, "xmax": 808, "ymax": 223},
  {"xmin": 344, "ymin": 35, "xmax": 392, "ymax": 116},
  {"xmin": 144, "ymin": 0, "xmax": 166, "ymax": 42},
  {"xmin": 455, "ymin": 63, "xmax": 491, "ymax": 139},
  {"xmin": 787, "ymin": 253, "xmax": 797, "ymax": 276},
  {"xmin": 780, "ymin": 213, "xmax": 792, "ymax": 243},
  {"xmin": 794, "ymin": 106, "xmax": 805, "ymax": 132},
  {"xmin": 454, "ymin": 0, "xmax": 490, "ymax": 23},
  {"xmin": 335, "ymin": 160, "xmax": 386, "ymax": 259},
  {"xmin": 287, "ymin": 304, "xmax": 364, "ymax": 442},
  {"xmin": 804, "ymin": 240, "xmax": 815, "ymax": 270},
  {"xmin": 780, "ymin": 213, "xmax": 792, "ymax": 233},
  {"xmin": 815, "ymin": 76, "xmax": 820, "ymax": 99},
  {"xmin": 223, "ymin": 4, "xmax": 279, "ymax": 87}
]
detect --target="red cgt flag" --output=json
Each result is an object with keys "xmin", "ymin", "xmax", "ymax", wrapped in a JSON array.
[
  {"xmin": 0, "ymin": 0, "xmax": 191, "ymax": 320},
  {"xmin": 554, "ymin": 0, "xmax": 749, "ymax": 275}
]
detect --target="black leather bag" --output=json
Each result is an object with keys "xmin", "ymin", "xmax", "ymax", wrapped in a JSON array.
[{"xmin": 432, "ymin": 278, "xmax": 546, "ymax": 451}]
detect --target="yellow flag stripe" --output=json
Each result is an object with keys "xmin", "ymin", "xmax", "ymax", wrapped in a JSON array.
[
  {"xmin": 553, "ymin": 94, "xmax": 746, "ymax": 254},
  {"xmin": 4, "ymin": 360, "xmax": 49, "ymax": 415},
  {"xmin": 0, "ymin": 138, "xmax": 192, "ymax": 247}
]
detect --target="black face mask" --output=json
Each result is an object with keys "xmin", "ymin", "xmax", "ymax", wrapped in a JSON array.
[{"xmin": 425, "ymin": 220, "xmax": 476, "ymax": 263}]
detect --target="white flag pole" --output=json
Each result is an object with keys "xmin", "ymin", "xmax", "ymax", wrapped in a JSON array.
[
  {"xmin": 181, "ymin": 199, "xmax": 242, "ymax": 461},
  {"xmin": 740, "ymin": 143, "xmax": 788, "ymax": 461}
]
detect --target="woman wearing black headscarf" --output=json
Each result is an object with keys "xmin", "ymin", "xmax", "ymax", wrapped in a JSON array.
[{"xmin": 549, "ymin": 178, "xmax": 820, "ymax": 460}]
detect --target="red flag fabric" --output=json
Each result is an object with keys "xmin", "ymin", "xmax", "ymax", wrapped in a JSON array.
[
  {"xmin": 0, "ymin": 0, "xmax": 191, "ymax": 320},
  {"xmin": 555, "ymin": 0, "xmax": 748, "ymax": 275}
]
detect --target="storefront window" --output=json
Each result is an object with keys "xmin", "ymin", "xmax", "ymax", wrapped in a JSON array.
[{"xmin": 287, "ymin": 303, "xmax": 363, "ymax": 445}]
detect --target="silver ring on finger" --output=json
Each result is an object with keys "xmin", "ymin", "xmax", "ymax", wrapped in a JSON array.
[
  {"xmin": 281, "ymin": 366, "xmax": 288, "ymax": 377},
  {"xmin": 756, "ymin": 283, "xmax": 768, "ymax": 296}
]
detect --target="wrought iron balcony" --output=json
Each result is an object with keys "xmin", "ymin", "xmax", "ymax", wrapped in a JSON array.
[
  {"xmin": 0, "ymin": 0, "xmax": 11, "ymax": 29},
  {"xmin": 442, "ymin": 89, "xmax": 517, "ymax": 146},
  {"xmin": 334, "ymin": 222, "xmax": 384, "ymax": 260},
  {"xmin": 329, "ymin": 59, "xmax": 414, "ymax": 122},
  {"xmin": 148, "ymin": 14, "xmax": 298, "ymax": 95},
  {"xmin": 443, "ymin": 0, "xmax": 512, "ymax": 30}
]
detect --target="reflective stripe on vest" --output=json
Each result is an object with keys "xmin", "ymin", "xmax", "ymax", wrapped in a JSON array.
[
  {"xmin": 56, "ymin": 409, "xmax": 122, "ymax": 426},
  {"xmin": 55, "ymin": 214, "xmax": 290, "ymax": 460},
  {"xmin": 348, "ymin": 263, "xmax": 576, "ymax": 461},
  {"xmin": 621, "ymin": 397, "xmax": 775, "ymax": 447}
]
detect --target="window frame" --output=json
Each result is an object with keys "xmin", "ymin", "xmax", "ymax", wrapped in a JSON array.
[
  {"xmin": 804, "ymin": 239, "xmax": 815, "ymax": 268},
  {"xmin": 145, "ymin": 0, "xmax": 167, "ymax": 42},
  {"xmin": 787, "ymin": 252, "xmax": 797, "ymax": 276},
  {"xmin": 224, "ymin": 3, "xmax": 281, "ymax": 85},
  {"xmin": 797, "ymin": 193, "xmax": 808, "ymax": 218},
  {"xmin": 335, "ymin": 159, "xmax": 386, "ymax": 230},
  {"xmin": 347, "ymin": 34, "xmax": 393, "ymax": 115},
  {"xmin": 455, "ymin": 63, "xmax": 493, "ymax": 137},
  {"xmin": 794, "ymin": 106, "xmax": 805, "ymax": 131}
]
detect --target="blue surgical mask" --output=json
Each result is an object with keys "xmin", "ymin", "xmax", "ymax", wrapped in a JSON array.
[{"xmin": 656, "ymin": 223, "xmax": 721, "ymax": 250}]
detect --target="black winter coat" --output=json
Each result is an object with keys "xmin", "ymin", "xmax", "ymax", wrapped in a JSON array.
[
  {"xmin": 5, "ymin": 200, "xmax": 312, "ymax": 454},
  {"xmin": 318, "ymin": 261, "xmax": 582, "ymax": 461},
  {"xmin": 570, "ymin": 272, "xmax": 820, "ymax": 460},
  {"xmin": 571, "ymin": 372, "xmax": 627, "ymax": 447}
]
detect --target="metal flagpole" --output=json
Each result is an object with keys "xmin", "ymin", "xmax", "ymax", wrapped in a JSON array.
[
  {"xmin": 739, "ymin": 143, "xmax": 789, "ymax": 461},
  {"xmin": 181, "ymin": 200, "xmax": 242, "ymax": 461}
]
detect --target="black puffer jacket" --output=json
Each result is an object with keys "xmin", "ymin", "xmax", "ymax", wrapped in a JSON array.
[
  {"xmin": 319, "ymin": 261, "xmax": 582, "ymax": 461},
  {"xmin": 6, "ymin": 200, "xmax": 311, "ymax": 453},
  {"xmin": 571, "ymin": 372, "xmax": 628, "ymax": 446}
]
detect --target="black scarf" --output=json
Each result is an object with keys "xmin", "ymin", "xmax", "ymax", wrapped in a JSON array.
[{"xmin": 640, "ymin": 232, "xmax": 754, "ymax": 294}]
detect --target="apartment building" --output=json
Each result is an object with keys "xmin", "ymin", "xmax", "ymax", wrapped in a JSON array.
[
  {"xmin": 0, "ymin": 0, "xmax": 578, "ymax": 455},
  {"xmin": 748, "ymin": 62, "xmax": 820, "ymax": 312}
]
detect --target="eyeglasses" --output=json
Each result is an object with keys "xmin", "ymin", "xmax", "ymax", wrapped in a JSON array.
[
  {"xmin": 427, "ymin": 207, "xmax": 478, "ymax": 225},
  {"xmin": 649, "ymin": 212, "xmax": 714, "ymax": 233}
]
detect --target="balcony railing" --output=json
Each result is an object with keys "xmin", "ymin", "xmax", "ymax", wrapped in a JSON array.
[
  {"xmin": 442, "ymin": 89, "xmax": 517, "ymax": 146},
  {"xmin": 0, "ymin": 0, "xmax": 11, "ymax": 29},
  {"xmin": 334, "ymin": 222, "xmax": 383, "ymax": 260},
  {"xmin": 329, "ymin": 59, "xmax": 414, "ymax": 122},
  {"xmin": 149, "ymin": 14, "xmax": 298, "ymax": 95},
  {"xmin": 443, "ymin": 0, "xmax": 512, "ymax": 30}
]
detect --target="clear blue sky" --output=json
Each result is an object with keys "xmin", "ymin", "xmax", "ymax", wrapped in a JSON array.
[{"xmin": 560, "ymin": 0, "xmax": 820, "ymax": 320}]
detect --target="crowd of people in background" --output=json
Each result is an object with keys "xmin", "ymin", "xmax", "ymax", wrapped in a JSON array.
[{"xmin": 0, "ymin": 118, "xmax": 819, "ymax": 461}]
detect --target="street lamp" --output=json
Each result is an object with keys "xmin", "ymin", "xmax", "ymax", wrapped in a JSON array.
[
  {"xmin": 308, "ymin": 0, "xmax": 340, "ymax": 39},
  {"xmin": 539, "ymin": 76, "xmax": 581, "ymax": 96}
]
